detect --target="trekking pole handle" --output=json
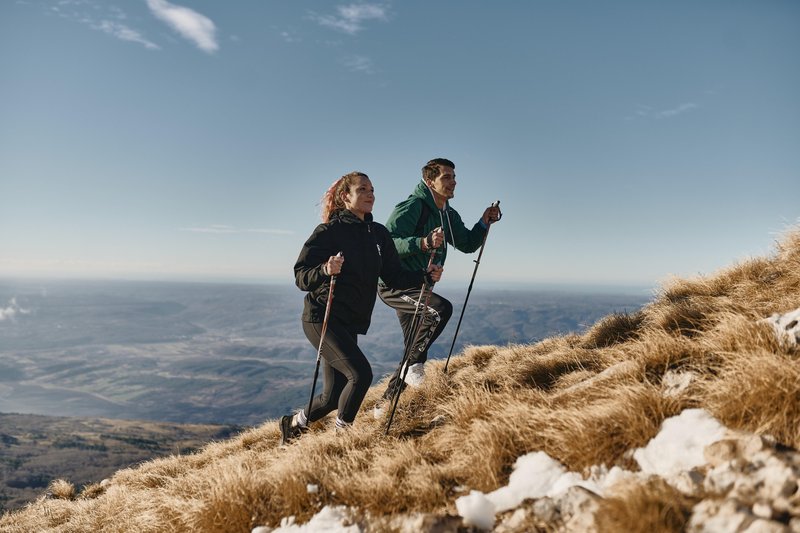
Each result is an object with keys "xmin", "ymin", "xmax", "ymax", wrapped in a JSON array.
[
  {"xmin": 326, "ymin": 251, "xmax": 344, "ymax": 279},
  {"xmin": 489, "ymin": 200, "xmax": 502, "ymax": 222}
]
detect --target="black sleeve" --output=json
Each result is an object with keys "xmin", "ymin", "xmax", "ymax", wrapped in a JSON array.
[
  {"xmin": 294, "ymin": 223, "xmax": 335, "ymax": 292},
  {"xmin": 376, "ymin": 224, "xmax": 426, "ymax": 289}
]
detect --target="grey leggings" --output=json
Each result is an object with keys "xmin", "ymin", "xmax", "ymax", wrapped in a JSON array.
[{"xmin": 302, "ymin": 320, "xmax": 373, "ymax": 424}]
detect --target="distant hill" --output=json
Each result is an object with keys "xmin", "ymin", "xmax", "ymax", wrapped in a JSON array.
[
  {"xmin": 1, "ymin": 228, "xmax": 798, "ymax": 531},
  {"xmin": 0, "ymin": 413, "xmax": 241, "ymax": 513}
]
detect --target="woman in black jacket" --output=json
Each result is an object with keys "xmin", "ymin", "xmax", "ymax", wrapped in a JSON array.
[{"xmin": 281, "ymin": 171, "xmax": 442, "ymax": 443}]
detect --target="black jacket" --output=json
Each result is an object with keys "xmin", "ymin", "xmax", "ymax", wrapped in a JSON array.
[{"xmin": 294, "ymin": 209, "xmax": 425, "ymax": 334}]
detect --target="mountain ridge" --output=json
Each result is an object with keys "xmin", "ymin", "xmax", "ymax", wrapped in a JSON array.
[{"xmin": 1, "ymin": 228, "xmax": 799, "ymax": 532}]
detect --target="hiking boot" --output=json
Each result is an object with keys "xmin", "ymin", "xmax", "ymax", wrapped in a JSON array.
[
  {"xmin": 402, "ymin": 362, "xmax": 425, "ymax": 387},
  {"xmin": 279, "ymin": 415, "xmax": 304, "ymax": 446}
]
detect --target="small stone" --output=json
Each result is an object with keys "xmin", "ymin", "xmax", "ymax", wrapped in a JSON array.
[
  {"xmin": 532, "ymin": 497, "xmax": 559, "ymax": 523},
  {"xmin": 742, "ymin": 518, "xmax": 789, "ymax": 533},
  {"xmin": 764, "ymin": 308, "xmax": 800, "ymax": 347},
  {"xmin": 429, "ymin": 415, "xmax": 447, "ymax": 427},
  {"xmin": 741, "ymin": 435, "xmax": 769, "ymax": 459},
  {"xmin": 705, "ymin": 440, "xmax": 739, "ymax": 466},
  {"xmin": 499, "ymin": 508, "xmax": 528, "ymax": 530},
  {"xmin": 672, "ymin": 469, "xmax": 705, "ymax": 497},
  {"xmin": 559, "ymin": 487, "xmax": 601, "ymax": 533},
  {"xmin": 662, "ymin": 370, "xmax": 695, "ymax": 397},
  {"xmin": 759, "ymin": 463, "xmax": 798, "ymax": 500},
  {"xmin": 688, "ymin": 499, "xmax": 756, "ymax": 533},
  {"xmin": 400, "ymin": 514, "xmax": 463, "ymax": 533},
  {"xmin": 752, "ymin": 501, "xmax": 773, "ymax": 519},
  {"xmin": 733, "ymin": 475, "xmax": 759, "ymax": 500},
  {"xmin": 705, "ymin": 465, "xmax": 737, "ymax": 495}
]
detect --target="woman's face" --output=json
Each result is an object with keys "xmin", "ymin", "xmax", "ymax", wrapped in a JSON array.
[{"xmin": 342, "ymin": 176, "xmax": 375, "ymax": 219}]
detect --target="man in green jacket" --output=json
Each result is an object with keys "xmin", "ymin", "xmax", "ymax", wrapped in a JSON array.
[{"xmin": 375, "ymin": 158, "xmax": 501, "ymax": 415}]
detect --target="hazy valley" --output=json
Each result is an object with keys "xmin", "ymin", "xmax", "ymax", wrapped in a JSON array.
[{"xmin": 0, "ymin": 279, "xmax": 649, "ymax": 426}]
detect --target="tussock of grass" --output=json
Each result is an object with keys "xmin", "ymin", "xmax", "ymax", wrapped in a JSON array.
[
  {"xmin": 595, "ymin": 476, "xmax": 693, "ymax": 533},
  {"xmin": 700, "ymin": 350, "xmax": 800, "ymax": 446},
  {"xmin": 582, "ymin": 310, "xmax": 645, "ymax": 348},
  {"xmin": 3, "ymin": 228, "xmax": 800, "ymax": 532},
  {"xmin": 46, "ymin": 479, "xmax": 75, "ymax": 501}
]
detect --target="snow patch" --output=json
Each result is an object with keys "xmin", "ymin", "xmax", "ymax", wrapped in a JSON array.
[
  {"xmin": 268, "ymin": 505, "xmax": 359, "ymax": 532},
  {"xmin": 633, "ymin": 408, "xmax": 727, "ymax": 477}
]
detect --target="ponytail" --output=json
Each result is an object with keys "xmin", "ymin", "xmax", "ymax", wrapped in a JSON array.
[{"xmin": 319, "ymin": 171, "xmax": 368, "ymax": 222}]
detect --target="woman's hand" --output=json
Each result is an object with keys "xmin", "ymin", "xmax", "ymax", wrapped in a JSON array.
[{"xmin": 324, "ymin": 253, "xmax": 344, "ymax": 276}]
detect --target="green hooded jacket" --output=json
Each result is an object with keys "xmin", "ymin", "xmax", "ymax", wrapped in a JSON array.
[{"xmin": 384, "ymin": 180, "xmax": 488, "ymax": 273}]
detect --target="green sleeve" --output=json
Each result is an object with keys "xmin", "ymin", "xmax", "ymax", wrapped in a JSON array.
[
  {"xmin": 385, "ymin": 198, "xmax": 424, "ymax": 259},
  {"xmin": 446, "ymin": 207, "xmax": 488, "ymax": 254}
]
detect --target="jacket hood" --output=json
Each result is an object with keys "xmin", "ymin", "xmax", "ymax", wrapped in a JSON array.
[{"xmin": 411, "ymin": 181, "xmax": 441, "ymax": 212}]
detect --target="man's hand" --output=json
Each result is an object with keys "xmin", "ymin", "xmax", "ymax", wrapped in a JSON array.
[
  {"xmin": 482, "ymin": 203, "xmax": 502, "ymax": 225},
  {"xmin": 422, "ymin": 227, "xmax": 445, "ymax": 251},
  {"xmin": 427, "ymin": 264, "xmax": 443, "ymax": 283}
]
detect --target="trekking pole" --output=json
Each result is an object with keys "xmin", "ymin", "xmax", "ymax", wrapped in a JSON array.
[
  {"xmin": 385, "ymin": 250, "xmax": 437, "ymax": 436},
  {"xmin": 443, "ymin": 201, "xmax": 501, "ymax": 373},
  {"xmin": 305, "ymin": 252, "xmax": 342, "ymax": 422}
]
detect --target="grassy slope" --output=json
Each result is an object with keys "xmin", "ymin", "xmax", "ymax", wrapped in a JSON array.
[
  {"xmin": 0, "ymin": 414, "xmax": 241, "ymax": 513},
  {"xmin": 1, "ymin": 230, "xmax": 798, "ymax": 532}
]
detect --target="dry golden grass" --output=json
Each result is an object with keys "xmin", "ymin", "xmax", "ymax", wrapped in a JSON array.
[
  {"xmin": 595, "ymin": 476, "xmax": 693, "ymax": 533},
  {"xmin": 2, "ymin": 228, "xmax": 800, "ymax": 532}
]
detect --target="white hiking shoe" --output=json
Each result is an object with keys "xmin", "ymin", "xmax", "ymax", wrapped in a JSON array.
[{"xmin": 403, "ymin": 362, "xmax": 425, "ymax": 387}]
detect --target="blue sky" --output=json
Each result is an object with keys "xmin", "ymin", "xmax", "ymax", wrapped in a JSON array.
[{"xmin": 1, "ymin": 0, "xmax": 798, "ymax": 291}]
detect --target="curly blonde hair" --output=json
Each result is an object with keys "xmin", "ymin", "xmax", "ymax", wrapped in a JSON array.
[{"xmin": 320, "ymin": 172, "xmax": 368, "ymax": 222}]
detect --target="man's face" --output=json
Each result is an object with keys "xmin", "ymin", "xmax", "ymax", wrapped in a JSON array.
[{"xmin": 427, "ymin": 166, "xmax": 456, "ymax": 200}]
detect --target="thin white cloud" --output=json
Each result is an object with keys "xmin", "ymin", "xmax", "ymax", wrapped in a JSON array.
[
  {"xmin": 656, "ymin": 103, "xmax": 698, "ymax": 118},
  {"xmin": 40, "ymin": 1, "xmax": 159, "ymax": 50},
  {"xmin": 280, "ymin": 30, "xmax": 301, "ymax": 44},
  {"xmin": 146, "ymin": 0, "xmax": 218, "ymax": 53},
  {"xmin": 95, "ymin": 20, "xmax": 160, "ymax": 49},
  {"xmin": 56, "ymin": 0, "xmax": 91, "ymax": 6},
  {"xmin": 180, "ymin": 225, "xmax": 294, "ymax": 236},
  {"xmin": 627, "ymin": 102, "xmax": 699, "ymax": 121},
  {"xmin": 311, "ymin": 3, "xmax": 388, "ymax": 35},
  {"xmin": 342, "ymin": 55, "xmax": 374, "ymax": 73}
]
